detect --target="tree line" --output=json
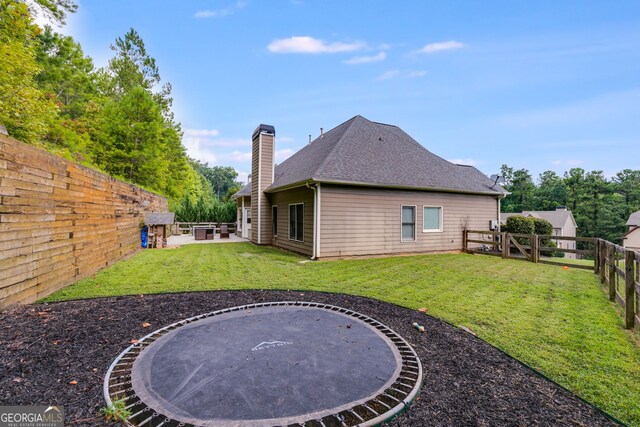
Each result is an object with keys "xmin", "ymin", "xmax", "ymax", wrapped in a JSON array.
[
  {"xmin": 0, "ymin": 0, "xmax": 241, "ymax": 222},
  {"xmin": 500, "ymin": 165, "xmax": 640, "ymax": 243}
]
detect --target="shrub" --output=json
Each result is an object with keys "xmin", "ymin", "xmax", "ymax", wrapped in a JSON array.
[
  {"xmin": 532, "ymin": 218, "xmax": 556, "ymax": 256},
  {"xmin": 174, "ymin": 194, "xmax": 237, "ymax": 223},
  {"xmin": 503, "ymin": 215, "xmax": 535, "ymax": 234},
  {"xmin": 533, "ymin": 218, "xmax": 553, "ymax": 236}
]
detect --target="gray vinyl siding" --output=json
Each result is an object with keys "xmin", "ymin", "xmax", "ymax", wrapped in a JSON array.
[
  {"xmin": 318, "ymin": 185, "xmax": 498, "ymax": 258},
  {"xmin": 270, "ymin": 186, "xmax": 314, "ymax": 256},
  {"xmin": 251, "ymin": 133, "xmax": 274, "ymax": 245}
]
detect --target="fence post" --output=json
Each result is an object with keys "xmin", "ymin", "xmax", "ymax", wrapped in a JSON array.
[
  {"xmin": 531, "ymin": 234, "xmax": 539, "ymax": 263},
  {"xmin": 608, "ymin": 244, "xmax": 616, "ymax": 301},
  {"xmin": 502, "ymin": 232, "xmax": 509, "ymax": 259},
  {"xmin": 599, "ymin": 240, "xmax": 606, "ymax": 284},
  {"xmin": 594, "ymin": 239, "xmax": 599, "ymax": 274},
  {"xmin": 463, "ymin": 229, "xmax": 468, "ymax": 252},
  {"xmin": 625, "ymin": 249, "xmax": 635, "ymax": 329}
]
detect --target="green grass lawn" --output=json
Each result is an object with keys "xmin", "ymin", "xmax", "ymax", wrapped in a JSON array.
[{"xmin": 44, "ymin": 243, "xmax": 640, "ymax": 426}]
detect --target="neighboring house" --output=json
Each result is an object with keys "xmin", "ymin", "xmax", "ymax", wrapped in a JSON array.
[
  {"xmin": 623, "ymin": 210, "xmax": 640, "ymax": 251},
  {"xmin": 233, "ymin": 115, "xmax": 505, "ymax": 259},
  {"xmin": 500, "ymin": 207, "xmax": 578, "ymax": 258}
]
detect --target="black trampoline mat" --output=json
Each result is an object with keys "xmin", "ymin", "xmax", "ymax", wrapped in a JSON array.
[{"xmin": 130, "ymin": 305, "xmax": 403, "ymax": 426}]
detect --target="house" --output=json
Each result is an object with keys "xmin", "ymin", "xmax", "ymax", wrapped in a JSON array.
[
  {"xmin": 234, "ymin": 115, "xmax": 505, "ymax": 259},
  {"xmin": 501, "ymin": 207, "xmax": 578, "ymax": 258},
  {"xmin": 623, "ymin": 210, "xmax": 640, "ymax": 251}
]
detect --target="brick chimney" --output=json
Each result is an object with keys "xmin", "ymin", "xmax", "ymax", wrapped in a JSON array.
[{"xmin": 250, "ymin": 124, "xmax": 275, "ymax": 245}]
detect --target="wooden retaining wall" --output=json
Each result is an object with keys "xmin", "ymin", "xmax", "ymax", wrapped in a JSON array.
[{"xmin": 0, "ymin": 134, "xmax": 168, "ymax": 309}]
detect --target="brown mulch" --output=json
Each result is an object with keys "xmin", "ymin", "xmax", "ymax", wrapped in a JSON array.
[{"xmin": 0, "ymin": 290, "xmax": 620, "ymax": 426}]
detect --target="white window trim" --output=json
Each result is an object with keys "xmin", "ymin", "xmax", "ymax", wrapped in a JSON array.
[
  {"xmin": 272, "ymin": 205, "xmax": 278, "ymax": 237},
  {"xmin": 400, "ymin": 205, "xmax": 417, "ymax": 242},
  {"xmin": 422, "ymin": 205, "xmax": 444, "ymax": 233},
  {"xmin": 288, "ymin": 203, "xmax": 304, "ymax": 242}
]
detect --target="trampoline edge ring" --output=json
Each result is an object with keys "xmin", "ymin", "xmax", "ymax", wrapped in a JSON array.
[{"xmin": 104, "ymin": 301, "xmax": 423, "ymax": 427}]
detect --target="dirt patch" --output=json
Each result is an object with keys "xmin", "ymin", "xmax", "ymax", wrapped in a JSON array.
[{"xmin": 0, "ymin": 291, "xmax": 619, "ymax": 426}]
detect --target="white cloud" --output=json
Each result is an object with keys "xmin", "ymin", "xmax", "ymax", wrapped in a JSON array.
[
  {"xmin": 195, "ymin": 0, "xmax": 246, "ymax": 18},
  {"xmin": 182, "ymin": 136, "xmax": 218, "ymax": 165},
  {"xmin": 377, "ymin": 69, "xmax": 426, "ymax": 81},
  {"xmin": 377, "ymin": 70, "xmax": 400, "ymax": 80},
  {"xmin": 228, "ymin": 151, "xmax": 253, "ymax": 162},
  {"xmin": 344, "ymin": 51, "xmax": 386, "ymax": 65},
  {"xmin": 276, "ymin": 149, "xmax": 295, "ymax": 163},
  {"xmin": 184, "ymin": 128, "xmax": 220, "ymax": 137},
  {"xmin": 448, "ymin": 158, "xmax": 480, "ymax": 166},
  {"xmin": 237, "ymin": 171, "xmax": 250, "ymax": 184},
  {"xmin": 209, "ymin": 138, "xmax": 251, "ymax": 148},
  {"xmin": 268, "ymin": 36, "xmax": 365, "ymax": 54},
  {"xmin": 414, "ymin": 40, "xmax": 465, "ymax": 54}
]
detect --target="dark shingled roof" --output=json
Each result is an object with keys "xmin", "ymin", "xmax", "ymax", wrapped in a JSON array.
[
  {"xmin": 145, "ymin": 212, "xmax": 175, "ymax": 225},
  {"xmin": 266, "ymin": 115, "xmax": 504, "ymax": 195},
  {"xmin": 233, "ymin": 182, "xmax": 251, "ymax": 198}
]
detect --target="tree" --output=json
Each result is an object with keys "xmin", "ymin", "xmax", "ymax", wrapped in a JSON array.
[
  {"xmin": 105, "ymin": 28, "xmax": 160, "ymax": 98},
  {"xmin": 535, "ymin": 171, "xmax": 567, "ymax": 210},
  {"xmin": 500, "ymin": 166, "xmax": 535, "ymax": 213},
  {"xmin": 0, "ymin": 0, "xmax": 56, "ymax": 143},
  {"xmin": 23, "ymin": 0, "xmax": 76, "ymax": 25},
  {"xmin": 193, "ymin": 162, "xmax": 242, "ymax": 200},
  {"xmin": 35, "ymin": 26, "xmax": 96, "ymax": 119},
  {"xmin": 612, "ymin": 169, "xmax": 640, "ymax": 220},
  {"xmin": 99, "ymin": 86, "xmax": 165, "ymax": 187}
]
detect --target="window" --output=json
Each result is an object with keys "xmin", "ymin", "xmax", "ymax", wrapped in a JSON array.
[
  {"xmin": 272, "ymin": 206, "xmax": 278, "ymax": 236},
  {"xmin": 289, "ymin": 203, "xmax": 304, "ymax": 241},
  {"xmin": 423, "ymin": 206, "xmax": 443, "ymax": 232},
  {"xmin": 401, "ymin": 206, "xmax": 416, "ymax": 241}
]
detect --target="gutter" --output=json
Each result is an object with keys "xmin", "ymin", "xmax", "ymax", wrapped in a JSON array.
[
  {"xmin": 306, "ymin": 182, "xmax": 319, "ymax": 260},
  {"xmin": 267, "ymin": 178, "xmax": 505, "ymax": 197}
]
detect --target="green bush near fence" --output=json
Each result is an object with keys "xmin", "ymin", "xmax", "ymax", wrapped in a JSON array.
[{"xmin": 503, "ymin": 215, "xmax": 535, "ymax": 234}]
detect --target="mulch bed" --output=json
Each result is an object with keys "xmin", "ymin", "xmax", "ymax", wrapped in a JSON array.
[{"xmin": 0, "ymin": 290, "xmax": 619, "ymax": 426}]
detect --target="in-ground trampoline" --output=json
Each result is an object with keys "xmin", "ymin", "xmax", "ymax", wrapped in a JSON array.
[{"xmin": 104, "ymin": 301, "xmax": 423, "ymax": 427}]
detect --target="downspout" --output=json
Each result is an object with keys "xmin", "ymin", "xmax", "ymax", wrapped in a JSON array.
[
  {"xmin": 306, "ymin": 182, "xmax": 318, "ymax": 260},
  {"xmin": 497, "ymin": 196, "xmax": 502, "ymax": 232}
]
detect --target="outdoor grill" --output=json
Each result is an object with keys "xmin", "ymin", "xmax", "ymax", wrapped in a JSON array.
[{"xmin": 104, "ymin": 301, "xmax": 423, "ymax": 426}]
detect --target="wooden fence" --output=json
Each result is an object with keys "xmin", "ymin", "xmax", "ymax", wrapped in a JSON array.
[
  {"xmin": 463, "ymin": 230, "xmax": 596, "ymax": 269},
  {"xmin": 597, "ymin": 240, "xmax": 640, "ymax": 329},
  {"xmin": 0, "ymin": 133, "xmax": 167, "ymax": 309},
  {"xmin": 464, "ymin": 229, "xmax": 640, "ymax": 329},
  {"xmin": 172, "ymin": 222, "xmax": 236, "ymax": 235}
]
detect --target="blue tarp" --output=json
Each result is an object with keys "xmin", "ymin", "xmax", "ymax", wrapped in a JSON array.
[{"xmin": 141, "ymin": 226, "xmax": 148, "ymax": 248}]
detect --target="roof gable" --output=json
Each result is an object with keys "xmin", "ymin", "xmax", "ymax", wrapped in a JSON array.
[
  {"xmin": 520, "ymin": 210, "xmax": 576, "ymax": 229},
  {"xmin": 627, "ymin": 210, "xmax": 640, "ymax": 226},
  {"xmin": 145, "ymin": 212, "xmax": 175, "ymax": 225},
  {"xmin": 267, "ymin": 115, "xmax": 503, "ymax": 195}
]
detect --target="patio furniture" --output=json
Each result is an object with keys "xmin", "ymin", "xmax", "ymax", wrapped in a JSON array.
[
  {"xmin": 193, "ymin": 226, "xmax": 215, "ymax": 240},
  {"xmin": 220, "ymin": 224, "xmax": 229, "ymax": 238}
]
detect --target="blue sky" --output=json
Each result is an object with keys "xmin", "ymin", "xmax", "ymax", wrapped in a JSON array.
[{"xmin": 55, "ymin": 1, "xmax": 640, "ymax": 183}]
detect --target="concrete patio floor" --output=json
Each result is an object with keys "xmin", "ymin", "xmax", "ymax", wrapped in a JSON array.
[{"xmin": 167, "ymin": 233, "xmax": 248, "ymax": 247}]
